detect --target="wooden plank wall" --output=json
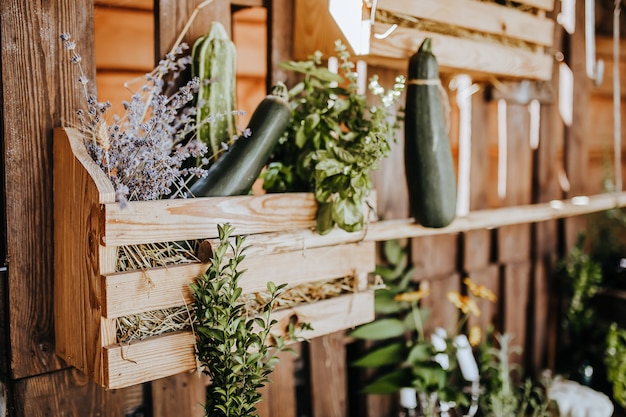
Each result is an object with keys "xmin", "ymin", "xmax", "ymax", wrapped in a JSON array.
[{"xmin": 1, "ymin": 0, "xmax": 623, "ymax": 416}]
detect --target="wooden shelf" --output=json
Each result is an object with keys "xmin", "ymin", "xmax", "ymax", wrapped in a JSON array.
[{"xmin": 238, "ymin": 193, "xmax": 626, "ymax": 256}]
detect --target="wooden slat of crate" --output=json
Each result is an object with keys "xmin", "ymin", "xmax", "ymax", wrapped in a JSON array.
[
  {"xmin": 102, "ymin": 241, "xmax": 376, "ymax": 318},
  {"xmin": 368, "ymin": 26, "xmax": 553, "ymax": 80},
  {"xmin": 103, "ymin": 291, "xmax": 374, "ymax": 389},
  {"xmin": 103, "ymin": 193, "xmax": 319, "ymax": 246},
  {"xmin": 378, "ymin": 0, "xmax": 554, "ymax": 47}
]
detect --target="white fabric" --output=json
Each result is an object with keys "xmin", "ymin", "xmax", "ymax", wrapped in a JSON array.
[{"xmin": 548, "ymin": 379, "xmax": 614, "ymax": 417}]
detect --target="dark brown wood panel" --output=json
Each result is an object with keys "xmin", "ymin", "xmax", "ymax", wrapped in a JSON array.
[
  {"xmin": 467, "ymin": 265, "xmax": 501, "ymax": 334},
  {"xmin": 155, "ymin": 0, "xmax": 232, "ymax": 64},
  {"xmin": 411, "ymin": 234, "xmax": 460, "ymax": 278},
  {"xmin": 1, "ymin": 0, "xmax": 96, "ymax": 380},
  {"xmin": 257, "ymin": 349, "xmax": 298, "ymax": 417},
  {"xmin": 152, "ymin": 372, "xmax": 208, "ymax": 417},
  {"xmin": 502, "ymin": 261, "xmax": 532, "ymax": 367},
  {"xmin": 463, "ymin": 229, "xmax": 492, "ymax": 272},
  {"xmin": 267, "ymin": 0, "xmax": 296, "ymax": 89},
  {"xmin": 420, "ymin": 273, "xmax": 462, "ymax": 334},
  {"xmin": 564, "ymin": 0, "xmax": 592, "ymax": 252},
  {"xmin": 309, "ymin": 332, "xmax": 347, "ymax": 417},
  {"xmin": 12, "ymin": 368, "xmax": 139, "ymax": 417}
]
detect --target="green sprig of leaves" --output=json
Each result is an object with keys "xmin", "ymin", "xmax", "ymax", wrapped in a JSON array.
[
  {"xmin": 191, "ymin": 223, "xmax": 303, "ymax": 417},
  {"xmin": 263, "ymin": 41, "xmax": 405, "ymax": 234}
]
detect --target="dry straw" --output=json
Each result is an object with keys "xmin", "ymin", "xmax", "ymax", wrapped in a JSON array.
[{"xmin": 115, "ymin": 244, "xmax": 359, "ymax": 343}]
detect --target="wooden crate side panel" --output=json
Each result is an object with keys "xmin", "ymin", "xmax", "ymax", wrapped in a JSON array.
[
  {"xmin": 369, "ymin": 27, "xmax": 553, "ymax": 80},
  {"xmin": 378, "ymin": 0, "xmax": 555, "ymax": 47},
  {"xmin": 53, "ymin": 129, "xmax": 116, "ymax": 384},
  {"xmin": 102, "ymin": 242, "xmax": 376, "ymax": 318}
]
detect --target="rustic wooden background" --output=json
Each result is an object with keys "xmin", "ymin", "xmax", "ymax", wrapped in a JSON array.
[{"xmin": 1, "ymin": 0, "xmax": 624, "ymax": 416}]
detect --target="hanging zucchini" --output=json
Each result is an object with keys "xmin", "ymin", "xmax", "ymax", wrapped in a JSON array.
[
  {"xmin": 188, "ymin": 83, "xmax": 291, "ymax": 197},
  {"xmin": 404, "ymin": 38, "xmax": 457, "ymax": 228},
  {"xmin": 192, "ymin": 21, "xmax": 238, "ymax": 160}
]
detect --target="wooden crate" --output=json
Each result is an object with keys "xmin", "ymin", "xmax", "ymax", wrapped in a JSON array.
[
  {"xmin": 294, "ymin": 0, "xmax": 555, "ymax": 80},
  {"xmin": 53, "ymin": 127, "xmax": 376, "ymax": 389}
]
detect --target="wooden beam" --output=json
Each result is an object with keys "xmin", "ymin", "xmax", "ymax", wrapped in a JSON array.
[{"xmin": 1, "ymin": 0, "xmax": 95, "ymax": 380}]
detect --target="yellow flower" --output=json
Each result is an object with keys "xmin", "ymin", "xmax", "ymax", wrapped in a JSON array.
[
  {"xmin": 469, "ymin": 325, "xmax": 482, "ymax": 347},
  {"xmin": 447, "ymin": 291, "xmax": 481, "ymax": 317},
  {"xmin": 464, "ymin": 278, "xmax": 497, "ymax": 302},
  {"xmin": 395, "ymin": 286, "xmax": 430, "ymax": 303}
]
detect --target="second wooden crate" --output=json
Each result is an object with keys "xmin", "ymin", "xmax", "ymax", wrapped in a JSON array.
[{"xmin": 294, "ymin": 0, "xmax": 556, "ymax": 80}]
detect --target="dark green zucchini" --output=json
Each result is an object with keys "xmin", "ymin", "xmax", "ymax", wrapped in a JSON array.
[
  {"xmin": 404, "ymin": 38, "xmax": 457, "ymax": 228},
  {"xmin": 188, "ymin": 83, "xmax": 291, "ymax": 197}
]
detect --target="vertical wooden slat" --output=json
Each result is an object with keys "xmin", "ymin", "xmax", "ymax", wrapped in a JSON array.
[
  {"xmin": 469, "ymin": 91, "xmax": 495, "ymax": 211},
  {"xmin": 151, "ymin": 372, "xmax": 208, "ymax": 417},
  {"xmin": 267, "ymin": 0, "xmax": 296, "ymax": 89},
  {"xmin": 370, "ymin": 65, "xmax": 410, "ymax": 221},
  {"xmin": 309, "ymin": 332, "xmax": 347, "ymax": 417},
  {"xmin": 420, "ymin": 273, "xmax": 462, "ymax": 334},
  {"xmin": 257, "ymin": 350, "xmax": 298, "ymax": 417},
  {"xmin": 412, "ymin": 234, "xmax": 460, "ymax": 278},
  {"xmin": 154, "ymin": 0, "xmax": 232, "ymax": 63},
  {"xmin": 502, "ymin": 262, "xmax": 531, "ymax": 367},
  {"xmin": 467, "ymin": 265, "xmax": 501, "ymax": 334},
  {"xmin": 533, "ymin": 8, "xmax": 564, "ymax": 373},
  {"xmin": 1, "ymin": 0, "xmax": 94, "ymax": 380},
  {"xmin": 564, "ymin": 0, "xmax": 592, "ymax": 252},
  {"xmin": 463, "ymin": 229, "xmax": 492, "ymax": 272}
]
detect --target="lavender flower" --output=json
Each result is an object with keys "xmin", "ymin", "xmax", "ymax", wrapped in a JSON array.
[{"xmin": 60, "ymin": 33, "xmax": 212, "ymax": 203}]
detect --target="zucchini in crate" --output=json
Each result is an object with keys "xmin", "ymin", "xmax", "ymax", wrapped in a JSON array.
[
  {"xmin": 404, "ymin": 38, "xmax": 457, "ymax": 228},
  {"xmin": 188, "ymin": 83, "xmax": 291, "ymax": 197},
  {"xmin": 192, "ymin": 21, "xmax": 238, "ymax": 160}
]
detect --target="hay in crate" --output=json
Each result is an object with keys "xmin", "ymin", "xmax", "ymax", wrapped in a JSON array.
[{"xmin": 114, "ymin": 241, "xmax": 359, "ymax": 343}]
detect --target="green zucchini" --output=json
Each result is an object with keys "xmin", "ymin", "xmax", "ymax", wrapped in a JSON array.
[
  {"xmin": 188, "ymin": 83, "xmax": 291, "ymax": 197},
  {"xmin": 192, "ymin": 21, "xmax": 237, "ymax": 160},
  {"xmin": 404, "ymin": 38, "xmax": 457, "ymax": 228}
]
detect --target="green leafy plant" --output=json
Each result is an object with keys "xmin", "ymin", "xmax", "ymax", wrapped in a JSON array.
[
  {"xmin": 560, "ymin": 234, "xmax": 603, "ymax": 337},
  {"xmin": 191, "ymin": 223, "xmax": 306, "ymax": 417},
  {"xmin": 350, "ymin": 241, "xmax": 497, "ymax": 412},
  {"xmin": 605, "ymin": 322, "xmax": 626, "ymax": 408},
  {"xmin": 477, "ymin": 333, "xmax": 554, "ymax": 417},
  {"xmin": 262, "ymin": 41, "xmax": 405, "ymax": 234}
]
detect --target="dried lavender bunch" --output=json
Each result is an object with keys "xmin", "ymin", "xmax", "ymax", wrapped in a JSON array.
[{"xmin": 60, "ymin": 33, "xmax": 212, "ymax": 205}]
